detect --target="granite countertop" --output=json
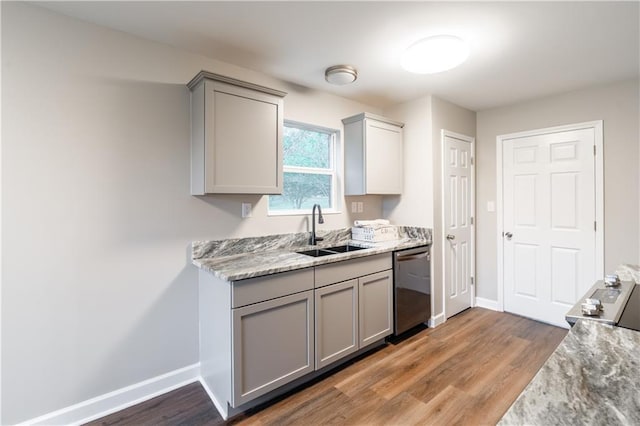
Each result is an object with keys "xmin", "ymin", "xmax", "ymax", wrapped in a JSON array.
[
  {"xmin": 499, "ymin": 319, "xmax": 640, "ymax": 425},
  {"xmin": 615, "ymin": 263, "xmax": 640, "ymax": 284},
  {"xmin": 192, "ymin": 226, "xmax": 431, "ymax": 281}
]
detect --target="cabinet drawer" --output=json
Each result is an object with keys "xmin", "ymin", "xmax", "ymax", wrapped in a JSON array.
[
  {"xmin": 315, "ymin": 253, "xmax": 392, "ymax": 288},
  {"xmin": 232, "ymin": 268, "xmax": 314, "ymax": 308}
]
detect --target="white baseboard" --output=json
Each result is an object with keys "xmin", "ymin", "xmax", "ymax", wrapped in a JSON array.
[
  {"xmin": 199, "ymin": 377, "xmax": 229, "ymax": 420},
  {"xmin": 19, "ymin": 363, "xmax": 200, "ymax": 426},
  {"xmin": 429, "ymin": 312, "xmax": 446, "ymax": 328},
  {"xmin": 475, "ymin": 297, "xmax": 501, "ymax": 311}
]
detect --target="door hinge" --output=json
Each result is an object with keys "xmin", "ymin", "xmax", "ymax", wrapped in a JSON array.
[
  {"xmin": 470, "ymin": 216, "xmax": 474, "ymax": 225},
  {"xmin": 470, "ymin": 156, "xmax": 474, "ymax": 165},
  {"xmin": 593, "ymin": 145, "xmax": 596, "ymax": 156},
  {"xmin": 471, "ymin": 277, "xmax": 475, "ymax": 285},
  {"xmin": 594, "ymin": 221, "xmax": 597, "ymax": 231}
]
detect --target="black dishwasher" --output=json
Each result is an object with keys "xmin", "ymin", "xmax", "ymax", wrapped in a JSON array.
[{"xmin": 393, "ymin": 246, "xmax": 431, "ymax": 335}]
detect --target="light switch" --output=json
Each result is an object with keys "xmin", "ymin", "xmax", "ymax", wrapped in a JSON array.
[
  {"xmin": 351, "ymin": 202, "xmax": 358, "ymax": 213},
  {"xmin": 357, "ymin": 202, "xmax": 364, "ymax": 213},
  {"xmin": 241, "ymin": 203, "xmax": 252, "ymax": 218},
  {"xmin": 487, "ymin": 201, "xmax": 495, "ymax": 212}
]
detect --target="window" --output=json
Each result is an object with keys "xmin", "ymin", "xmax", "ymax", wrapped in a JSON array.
[{"xmin": 269, "ymin": 121, "xmax": 338, "ymax": 214}]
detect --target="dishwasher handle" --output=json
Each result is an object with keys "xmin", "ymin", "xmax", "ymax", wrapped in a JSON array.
[{"xmin": 396, "ymin": 251, "xmax": 430, "ymax": 262}]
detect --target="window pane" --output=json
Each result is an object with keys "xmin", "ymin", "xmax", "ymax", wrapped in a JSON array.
[
  {"xmin": 269, "ymin": 172, "xmax": 332, "ymax": 211},
  {"xmin": 283, "ymin": 126, "xmax": 331, "ymax": 168}
]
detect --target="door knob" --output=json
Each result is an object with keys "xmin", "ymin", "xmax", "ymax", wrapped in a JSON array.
[
  {"xmin": 504, "ymin": 232, "xmax": 513, "ymax": 240},
  {"xmin": 446, "ymin": 234, "xmax": 456, "ymax": 240}
]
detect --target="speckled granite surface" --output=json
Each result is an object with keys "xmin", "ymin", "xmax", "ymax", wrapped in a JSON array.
[
  {"xmin": 499, "ymin": 320, "xmax": 640, "ymax": 426},
  {"xmin": 615, "ymin": 264, "xmax": 640, "ymax": 284},
  {"xmin": 192, "ymin": 226, "xmax": 431, "ymax": 281}
]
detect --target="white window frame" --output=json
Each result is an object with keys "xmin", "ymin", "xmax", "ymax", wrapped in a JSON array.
[{"xmin": 268, "ymin": 120, "xmax": 340, "ymax": 216}]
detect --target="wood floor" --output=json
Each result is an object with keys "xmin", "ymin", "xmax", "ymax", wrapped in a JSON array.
[{"xmin": 86, "ymin": 308, "xmax": 567, "ymax": 426}]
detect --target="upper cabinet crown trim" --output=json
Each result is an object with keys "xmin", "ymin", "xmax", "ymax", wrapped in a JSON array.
[
  {"xmin": 342, "ymin": 112, "xmax": 404, "ymax": 128},
  {"xmin": 187, "ymin": 70, "xmax": 287, "ymax": 98}
]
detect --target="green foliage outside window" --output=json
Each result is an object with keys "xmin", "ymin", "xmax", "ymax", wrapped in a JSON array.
[{"xmin": 269, "ymin": 123, "xmax": 336, "ymax": 212}]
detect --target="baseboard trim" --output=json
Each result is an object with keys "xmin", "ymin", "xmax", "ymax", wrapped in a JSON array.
[
  {"xmin": 475, "ymin": 297, "xmax": 501, "ymax": 311},
  {"xmin": 19, "ymin": 363, "xmax": 200, "ymax": 426},
  {"xmin": 429, "ymin": 312, "xmax": 446, "ymax": 328},
  {"xmin": 199, "ymin": 377, "xmax": 229, "ymax": 420}
]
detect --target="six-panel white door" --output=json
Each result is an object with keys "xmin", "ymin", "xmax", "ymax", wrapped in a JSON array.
[
  {"xmin": 503, "ymin": 128, "xmax": 596, "ymax": 327},
  {"xmin": 444, "ymin": 134, "xmax": 474, "ymax": 318}
]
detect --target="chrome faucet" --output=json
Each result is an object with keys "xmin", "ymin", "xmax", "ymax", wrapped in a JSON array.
[{"xmin": 309, "ymin": 204, "xmax": 324, "ymax": 245}]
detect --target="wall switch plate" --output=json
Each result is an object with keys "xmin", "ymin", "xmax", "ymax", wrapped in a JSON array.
[
  {"xmin": 357, "ymin": 202, "xmax": 364, "ymax": 213},
  {"xmin": 487, "ymin": 201, "xmax": 495, "ymax": 212},
  {"xmin": 241, "ymin": 202, "xmax": 252, "ymax": 218},
  {"xmin": 351, "ymin": 201, "xmax": 358, "ymax": 213}
]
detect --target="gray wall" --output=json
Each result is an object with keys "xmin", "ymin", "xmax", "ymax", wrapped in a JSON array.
[
  {"xmin": 382, "ymin": 95, "xmax": 433, "ymax": 227},
  {"xmin": 382, "ymin": 96, "xmax": 475, "ymax": 320},
  {"xmin": 1, "ymin": 3, "xmax": 382, "ymax": 423},
  {"xmin": 476, "ymin": 79, "xmax": 640, "ymax": 301}
]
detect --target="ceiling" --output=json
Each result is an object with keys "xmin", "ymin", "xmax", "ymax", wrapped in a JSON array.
[{"xmin": 36, "ymin": 1, "xmax": 640, "ymax": 111}]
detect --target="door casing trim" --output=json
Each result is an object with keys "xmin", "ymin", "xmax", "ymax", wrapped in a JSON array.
[
  {"xmin": 495, "ymin": 120, "xmax": 604, "ymax": 312},
  {"xmin": 441, "ymin": 130, "xmax": 476, "ymax": 320}
]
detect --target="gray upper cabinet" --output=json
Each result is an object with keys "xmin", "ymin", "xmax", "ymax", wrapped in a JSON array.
[
  {"xmin": 342, "ymin": 112, "xmax": 404, "ymax": 195},
  {"xmin": 188, "ymin": 71, "xmax": 286, "ymax": 195}
]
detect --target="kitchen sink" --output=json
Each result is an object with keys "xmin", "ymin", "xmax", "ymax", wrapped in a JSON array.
[
  {"xmin": 322, "ymin": 244, "xmax": 368, "ymax": 253},
  {"xmin": 297, "ymin": 244, "xmax": 369, "ymax": 257},
  {"xmin": 297, "ymin": 249, "xmax": 338, "ymax": 257}
]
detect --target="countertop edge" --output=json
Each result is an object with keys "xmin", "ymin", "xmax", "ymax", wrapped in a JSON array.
[{"xmin": 192, "ymin": 238, "xmax": 431, "ymax": 282}]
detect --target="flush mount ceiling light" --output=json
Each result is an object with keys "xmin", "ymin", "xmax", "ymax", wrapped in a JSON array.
[
  {"xmin": 401, "ymin": 35, "xmax": 469, "ymax": 74},
  {"xmin": 325, "ymin": 65, "xmax": 358, "ymax": 85}
]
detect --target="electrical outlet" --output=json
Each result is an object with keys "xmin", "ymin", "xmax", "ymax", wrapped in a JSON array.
[
  {"xmin": 351, "ymin": 201, "xmax": 358, "ymax": 213},
  {"xmin": 357, "ymin": 202, "xmax": 364, "ymax": 213},
  {"xmin": 241, "ymin": 203, "xmax": 252, "ymax": 218}
]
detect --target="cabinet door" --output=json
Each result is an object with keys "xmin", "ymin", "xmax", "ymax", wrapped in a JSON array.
[
  {"xmin": 315, "ymin": 279, "xmax": 358, "ymax": 369},
  {"xmin": 359, "ymin": 270, "xmax": 393, "ymax": 347},
  {"xmin": 231, "ymin": 290, "xmax": 313, "ymax": 407},
  {"xmin": 205, "ymin": 80, "xmax": 283, "ymax": 194},
  {"xmin": 365, "ymin": 119, "xmax": 403, "ymax": 194}
]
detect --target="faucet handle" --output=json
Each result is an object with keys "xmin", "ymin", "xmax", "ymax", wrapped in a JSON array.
[{"xmin": 316, "ymin": 236, "xmax": 324, "ymax": 242}]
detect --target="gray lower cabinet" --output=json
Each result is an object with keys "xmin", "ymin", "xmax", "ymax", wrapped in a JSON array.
[
  {"xmin": 359, "ymin": 270, "xmax": 393, "ymax": 347},
  {"xmin": 199, "ymin": 254, "xmax": 394, "ymax": 419},
  {"xmin": 315, "ymin": 279, "xmax": 359, "ymax": 369},
  {"xmin": 231, "ymin": 290, "xmax": 314, "ymax": 406},
  {"xmin": 314, "ymin": 254, "xmax": 394, "ymax": 368}
]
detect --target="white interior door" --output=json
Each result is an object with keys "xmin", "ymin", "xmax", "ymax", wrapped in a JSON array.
[
  {"xmin": 502, "ymin": 127, "xmax": 598, "ymax": 327},
  {"xmin": 443, "ymin": 132, "xmax": 475, "ymax": 318}
]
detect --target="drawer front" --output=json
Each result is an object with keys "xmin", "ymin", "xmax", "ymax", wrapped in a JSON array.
[
  {"xmin": 315, "ymin": 253, "xmax": 392, "ymax": 288},
  {"xmin": 232, "ymin": 268, "xmax": 314, "ymax": 308}
]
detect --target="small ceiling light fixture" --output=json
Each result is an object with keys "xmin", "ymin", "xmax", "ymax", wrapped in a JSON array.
[
  {"xmin": 401, "ymin": 35, "xmax": 469, "ymax": 74},
  {"xmin": 325, "ymin": 65, "xmax": 358, "ymax": 85}
]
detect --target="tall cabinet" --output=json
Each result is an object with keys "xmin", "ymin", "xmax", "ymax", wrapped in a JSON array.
[
  {"xmin": 188, "ymin": 71, "xmax": 286, "ymax": 195},
  {"xmin": 342, "ymin": 112, "xmax": 404, "ymax": 195}
]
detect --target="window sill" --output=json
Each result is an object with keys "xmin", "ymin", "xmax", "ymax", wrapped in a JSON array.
[{"xmin": 267, "ymin": 209, "xmax": 341, "ymax": 217}]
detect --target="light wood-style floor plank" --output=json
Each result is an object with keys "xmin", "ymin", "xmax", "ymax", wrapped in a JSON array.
[{"xmin": 86, "ymin": 308, "xmax": 567, "ymax": 426}]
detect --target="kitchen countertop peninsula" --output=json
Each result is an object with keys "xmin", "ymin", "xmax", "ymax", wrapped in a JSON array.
[
  {"xmin": 615, "ymin": 263, "xmax": 640, "ymax": 284},
  {"xmin": 192, "ymin": 226, "xmax": 431, "ymax": 281},
  {"xmin": 499, "ymin": 319, "xmax": 640, "ymax": 425}
]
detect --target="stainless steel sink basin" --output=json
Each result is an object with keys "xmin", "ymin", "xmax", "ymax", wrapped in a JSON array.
[
  {"xmin": 297, "ymin": 244, "xmax": 368, "ymax": 257},
  {"xmin": 323, "ymin": 244, "xmax": 368, "ymax": 253},
  {"xmin": 297, "ymin": 249, "xmax": 337, "ymax": 257}
]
